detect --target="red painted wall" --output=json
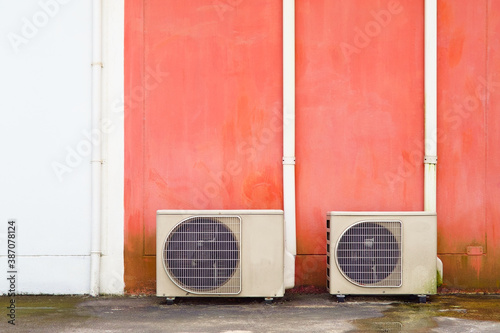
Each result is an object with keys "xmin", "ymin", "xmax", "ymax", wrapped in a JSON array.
[
  {"xmin": 294, "ymin": 0, "xmax": 424, "ymax": 286},
  {"xmin": 125, "ymin": 0, "xmax": 500, "ymax": 293},
  {"xmin": 437, "ymin": 0, "xmax": 500, "ymax": 291},
  {"xmin": 125, "ymin": 0, "xmax": 283, "ymax": 293}
]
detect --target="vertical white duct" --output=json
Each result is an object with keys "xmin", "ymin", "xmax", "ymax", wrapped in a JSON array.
[
  {"xmin": 425, "ymin": 0, "xmax": 442, "ymax": 284},
  {"xmin": 424, "ymin": 0, "xmax": 437, "ymax": 212},
  {"xmin": 283, "ymin": 0, "xmax": 296, "ymax": 289},
  {"xmin": 90, "ymin": 0, "xmax": 103, "ymax": 296}
]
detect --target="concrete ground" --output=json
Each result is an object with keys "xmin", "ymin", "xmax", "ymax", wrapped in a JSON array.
[{"xmin": 1, "ymin": 293, "xmax": 500, "ymax": 332}]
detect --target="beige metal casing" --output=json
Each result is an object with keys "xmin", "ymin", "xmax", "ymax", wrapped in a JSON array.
[
  {"xmin": 327, "ymin": 211, "xmax": 437, "ymax": 296},
  {"xmin": 157, "ymin": 210, "xmax": 284, "ymax": 298}
]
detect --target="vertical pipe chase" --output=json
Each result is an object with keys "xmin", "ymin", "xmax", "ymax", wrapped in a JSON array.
[
  {"xmin": 424, "ymin": 0, "xmax": 437, "ymax": 212},
  {"xmin": 90, "ymin": 0, "xmax": 103, "ymax": 297},
  {"xmin": 283, "ymin": 0, "xmax": 296, "ymax": 289}
]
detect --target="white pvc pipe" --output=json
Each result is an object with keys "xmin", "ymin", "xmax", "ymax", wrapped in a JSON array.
[
  {"xmin": 90, "ymin": 0, "xmax": 103, "ymax": 297},
  {"xmin": 283, "ymin": 0, "xmax": 296, "ymax": 289},
  {"xmin": 424, "ymin": 0, "xmax": 437, "ymax": 212}
]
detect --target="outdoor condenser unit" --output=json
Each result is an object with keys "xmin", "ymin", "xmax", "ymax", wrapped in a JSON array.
[
  {"xmin": 157, "ymin": 210, "xmax": 284, "ymax": 304},
  {"xmin": 326, "ymin": 212, "xmax": 437, "ymax": 303}
]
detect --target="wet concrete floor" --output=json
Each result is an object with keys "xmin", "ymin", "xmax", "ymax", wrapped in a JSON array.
[{"xmin": 1, "ymin": 293, "xmax": 499, "ymax": 332}]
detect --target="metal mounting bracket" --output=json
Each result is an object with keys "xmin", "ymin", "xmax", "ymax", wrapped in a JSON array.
[
  {"xmin": 282, "ymin": 156, "xmax": 296, "ymax": 165},
  {"xmin": 424, "ymin": 155, "xmax": 437, "ymax": 164}
]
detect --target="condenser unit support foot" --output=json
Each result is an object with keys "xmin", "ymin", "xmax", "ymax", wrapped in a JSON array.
[{"xmin": 417, "ymin": 295, "xmax": 428, "ymax": 303}]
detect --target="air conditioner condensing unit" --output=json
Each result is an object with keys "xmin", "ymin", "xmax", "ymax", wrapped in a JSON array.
[
  {"xmin": 157, "ymin": 210, "xmax": 284, "ymax": 304},
  {"xmin": 326, "ymin": 212, "xmax": 437, "ymax": 303}
]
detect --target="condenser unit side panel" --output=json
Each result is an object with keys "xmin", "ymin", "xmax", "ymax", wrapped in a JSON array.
[
  {"xmin": 239, "ymin": 214, "xmax": 285, "ymax": 297},
  {"xmin": 400, "ymin": 214, "xmax": 437, "ymax": 295}
]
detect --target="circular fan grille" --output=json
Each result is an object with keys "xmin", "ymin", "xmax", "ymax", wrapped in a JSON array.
[
  {"xmin": 163, "ymin": 217, "xmax": 239, "ymax": 293},
  {"xmin": 336, "ymin": 221, "xmax": 401, "ymax": 286}
]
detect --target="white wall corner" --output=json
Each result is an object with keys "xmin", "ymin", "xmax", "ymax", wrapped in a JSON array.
[{"xmin": 100, "ymin": 0, "xmax": 125, "ymax": 295}]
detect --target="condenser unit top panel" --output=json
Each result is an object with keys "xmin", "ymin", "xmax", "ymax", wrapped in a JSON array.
[
  {"xmin": 157, "ymin": 210, "xmax": 284, "ymax": 216},
  {"xmin": 327, "ymin": 211, "xmax": 436, "ymax": 217}
]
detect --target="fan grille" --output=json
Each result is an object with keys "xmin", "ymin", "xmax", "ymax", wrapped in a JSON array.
[
  {"xmin": 162, "ymin": 216, "xmax": 241, "ymax": 294},
  {"xmin": 335, "ymin": 221, "xmax": 402, "ymax": 287}
]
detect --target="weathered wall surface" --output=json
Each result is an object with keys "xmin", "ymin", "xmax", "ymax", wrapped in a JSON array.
[
  {"xmin": 294, "ymin": 0, "xmax": 424, "ymax": 286},
  {"xmin": 437, "ymin": 0, "xmax": 500, "ymax": 291},
  {"xmin": 125, "ymin": 0, "xmax": 283, "ymax": 292},
  {"xmin": 125, "ymin": 0, "xmax": 500, "ymax": 293}
]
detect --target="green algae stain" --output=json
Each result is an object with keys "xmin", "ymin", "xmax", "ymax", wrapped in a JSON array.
[
  {"xmin": 3, "ymin": 295, "xmax": 93, "ymax": 329},
  {"xmin": 352, "ymin": 295, "xmax": 500, "ymax": 332},
  {"xmin": 436, "ymin": 270, "xmax": 443, "ymax": 287}
]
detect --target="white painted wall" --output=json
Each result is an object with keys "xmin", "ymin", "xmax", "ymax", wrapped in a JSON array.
[{"xmin": 0, "ymin": 0, "xmax": 124, "ymax": 294}]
